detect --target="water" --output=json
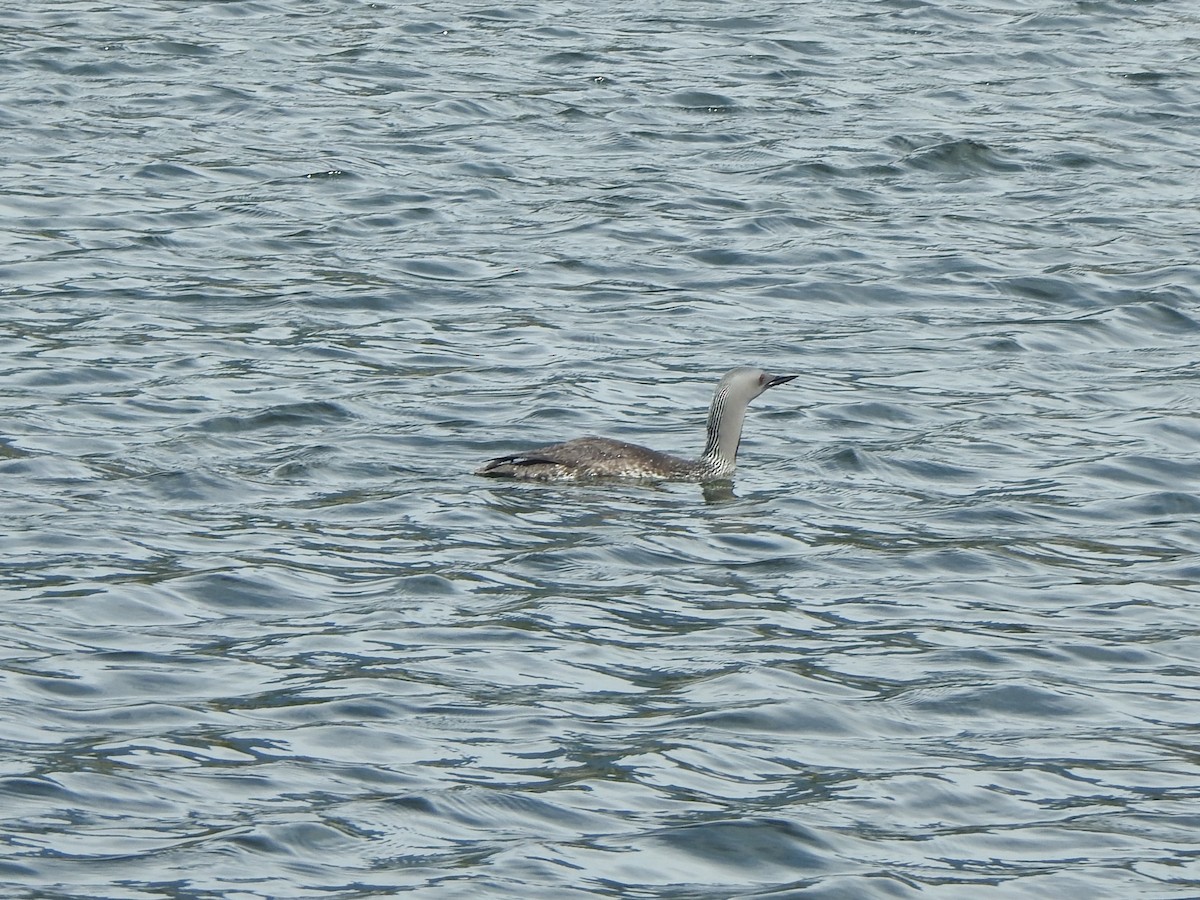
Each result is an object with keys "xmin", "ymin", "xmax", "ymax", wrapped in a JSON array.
[{"xmin": 3, "ymin": 1, "xmax": 1199, "ymax": 897}]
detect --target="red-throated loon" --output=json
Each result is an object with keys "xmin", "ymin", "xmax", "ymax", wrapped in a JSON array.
[{"xmin": 475, "ymin": 367, "xmax": 796, "ymax": 481}]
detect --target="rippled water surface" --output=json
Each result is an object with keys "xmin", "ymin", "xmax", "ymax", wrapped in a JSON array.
[{"xmin": 4, "ymin": 1, "xmax": 1200, "ymax": 897}]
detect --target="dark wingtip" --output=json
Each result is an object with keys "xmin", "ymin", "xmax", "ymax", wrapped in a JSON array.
[
  {"xmin": 475, "ymin": 452, "xmax": 558, "ymax": 477},
  {"xmin": 475, "ymin": 455, "xmax": 510, "ymax": 476}
]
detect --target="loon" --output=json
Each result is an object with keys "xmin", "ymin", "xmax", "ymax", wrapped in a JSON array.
[{"xmin": 475, "ymin": 367, "xmax": 796, "ymax": 481}]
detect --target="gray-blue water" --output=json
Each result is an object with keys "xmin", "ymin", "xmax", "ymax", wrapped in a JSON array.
[{"xmin": 4, "ymin": 2, "xmax": 1200, "ymax": 897}]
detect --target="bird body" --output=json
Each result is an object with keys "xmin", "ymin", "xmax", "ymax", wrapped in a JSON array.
[{"xmin": 476, "ymin": 367, "xmax": 795, "ymax": 481}]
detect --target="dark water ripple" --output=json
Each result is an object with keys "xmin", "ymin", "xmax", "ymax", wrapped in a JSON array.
[{"xmin": 3, "ymin": 1, "xmax": 1200, "ymax": 898}]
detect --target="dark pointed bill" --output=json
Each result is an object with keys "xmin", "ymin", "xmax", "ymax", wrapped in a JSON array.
[{"xmin": 767, "ymin": 374, "xmax": 798, "ymax": 387}]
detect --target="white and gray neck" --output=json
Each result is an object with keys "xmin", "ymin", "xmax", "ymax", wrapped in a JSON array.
[
  {"xmin": 691, "ymin": 366, "xmax": 795, "ymax": 479},
  {"xmin": 697, "ymin": 380, "xmax": 752, "ymax": 478}
]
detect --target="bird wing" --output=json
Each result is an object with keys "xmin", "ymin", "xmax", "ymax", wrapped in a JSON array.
[
  {"xmin": 479, "ymin": 437, "xmax": 626, "ymax": 471},
  {"xmin": 477, "ymin": 437, "xmax": 689, "ymax": 477}
]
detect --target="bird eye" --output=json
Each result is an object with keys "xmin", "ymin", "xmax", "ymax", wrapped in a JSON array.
[{"xmin": 758, "ymin": 374, "xmax": 767, "ymax": 385}]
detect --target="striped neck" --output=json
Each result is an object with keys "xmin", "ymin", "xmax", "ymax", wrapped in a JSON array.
[{"xmin": 698, "ymin": 382, "xmax": 748, "ymax": 477}]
